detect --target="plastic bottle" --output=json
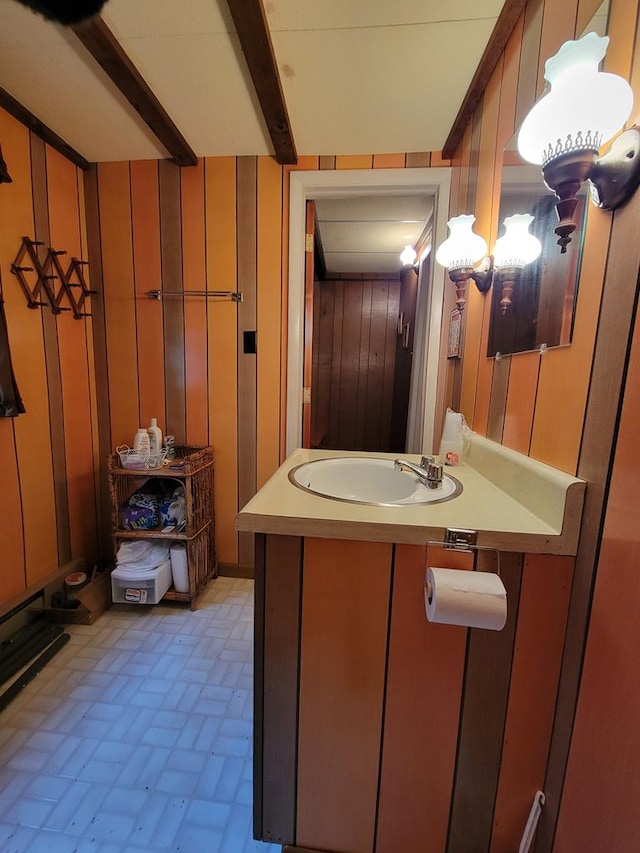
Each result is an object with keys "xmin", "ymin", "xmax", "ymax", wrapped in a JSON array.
[
  {"xmin": 147, "ymin": 418, "xmax": 163, "ymax": 454},
  {"xmin": 439, "ymin": 409, "xmax": 464, "ymax": 466},
  {"xmin": 133, "ymin": 428, "xmax": 151, "ymax": 456}
]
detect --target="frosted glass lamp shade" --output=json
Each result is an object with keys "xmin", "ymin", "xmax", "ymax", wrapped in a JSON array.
[
  {"xmin": 400, "ymin": 244, "xmax": 417, "ymax": 265},
  {"xmin": 493, "ymin": 215, "xmax": 542, "ymax": 270},
  {"xmin": 435, "ymin": 215, "xmax": 488, "ymax": 271},
  {"xmin": 517, "ymin": 32, "xmax": 634, "ymax": 166}
]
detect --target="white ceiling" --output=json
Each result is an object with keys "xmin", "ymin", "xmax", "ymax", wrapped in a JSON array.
[
  {"xmin": 315, "ymin": 195, "xmax": 433, "ymax": 274},
  {"xmin": 0, "ymin": 0, "xmax": 505, "ymax": 160}
]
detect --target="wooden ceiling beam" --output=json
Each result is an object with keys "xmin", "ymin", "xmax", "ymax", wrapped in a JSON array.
[
  {"xmin": 442, "ymin": 0, "xmax": 529, "ymax": 161},
  {"xmin": 0, "ymin": 86, "xmax": 90, "ymax": 170},
  {"xmin": 225, "ymin": 0, "xmax": 297, "ymax": 165},
  {"xmin": 71, "ymin": 16, "xmax": 197, "ymax": 167}
]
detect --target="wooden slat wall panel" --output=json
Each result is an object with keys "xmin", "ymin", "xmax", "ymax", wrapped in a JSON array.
[
  {"xmin": 97, "ymin": 162, "xmax": 139, "ymax": 448},
  {"xmin": 46, "ymin": 145, "xmax": 98, "ymax": 564},
  {"xmin": 405, "ymin": 152, "xmax": 431, "ymax": 168},
  {"xmin": 257, "ymin": 156, "xmax": 283, "ymax": 487},
  {"xmin": 372, "ymin": 154, "xmax": 405, "ymax": 169},
  {"xmin": 514, "ymin": 0, "xmax": 544, "ymax": 129},
  {"xmin": 447, "ymin": 552, "xmax": 522, "ymax": 853},
  {"xmin": 8, "ymin": 126, "xmax": 57, "ymax": 586},
  {"xmin": 83, "ymin": 165, "xmax": 112, "ymax": 559},
  {"xmin": 0, "ymin": 110, "xmax": 29, "ymax": 597},
  {"xmin": 314, "ymin": 279, "xmax": 399, "ymax": 452},
  {"xmin": 0, "ymin": 104, "xmax": 100, "ymax": 606},
  {"xmin": 576, "ymin": 0, "xmax": 605, "ymax": 38},
  {"xmin": 338, "ymin": 280, "xmax": 364, "ymax": 448},
  {"xmin": 376, "ymin": 545, "xmax": 468, "ymax": 853},
  {"xmin": 312, "ymin": 281, "xmax": 333, "ymax": 447},
  {"xmin": 31, "ymin": 136, "xmax": 69, "ymax": 569},
  {"xmin": 336, "ymin": 155, "xmax": 373, "ymax": 170},
  {"xmin": 205, "ymin": 157, "xmax": 238, "ymax": 565},
  {"xmin": 159, "ymin": 160, "xmax": 186, "ymax": 445},
  {"xmin": 553, "ymin": 301, "xmax": 640, "ymax": 851},
  {"xmin": 490, "ymin": 555, "xmax": 573, "ymax": 851},
  {"xmin": 502, "ymin": 351, "xmax": 540, "ymax": 454},
  {"xmin": 486, "ymin": 353, "xmax": 510, "ymax": 442},
  {"xmin": 538, "ymin": 156, "xmax": 640, "ymax": 853},
  {"xmin": 130, "ymin": 161, "xmax": 165, "ymax": 431},
  {"xmin": 355, "ymin": 281, "xmax": 373, "ymax": 449},
  {"xmin": 471, "ymin": 59, "xmax": 505, "ymax": 437},
  {"xmin": 237, "ymin": 156, "xmax": 258, "ymax": 566},
  {"xmin": 262, "ymin": 535, "xmax": 303, "ymax": 844},
  {"xmin": 181, "ymin": 158, "xmax": 209, "ymax": 447},
  {"xmin": 296, "ymin": 538, "xmax": 392, "ymax": 853}
]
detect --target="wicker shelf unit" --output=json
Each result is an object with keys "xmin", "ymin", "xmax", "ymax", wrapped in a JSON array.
[{"xmin": 107, "ymin": 445, "xmax": 218, "ymax": 609}]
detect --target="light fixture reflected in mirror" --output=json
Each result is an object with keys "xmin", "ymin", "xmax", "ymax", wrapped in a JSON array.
[
  {"xmin": 493, "ymin": 214, "xmax": 542, "ymax": 313},
  {"xmin": 435, "ymin": 215, "xmax": 491, "ymax": 311},
  {"xmin": 517, "ymin": 32, "xmax": 639, "ymax": 253},
  {"xmin": 400, "ymin": 244, "xmax": 417, "ymax": 266}
]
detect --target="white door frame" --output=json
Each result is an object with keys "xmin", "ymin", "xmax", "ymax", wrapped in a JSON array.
[{"xmin": 286, "ymin": 167, "xmax": 452, "ymax": 456}]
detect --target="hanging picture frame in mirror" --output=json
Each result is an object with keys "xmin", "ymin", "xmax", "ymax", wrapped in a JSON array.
[{"xmin": 487, "ymin": 138, "xmax": 587, "ymax": 357}]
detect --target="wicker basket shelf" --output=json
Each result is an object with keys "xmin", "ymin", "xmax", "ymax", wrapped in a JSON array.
[{"xmin": 107, "ymin": 445, "xmax": 218, "ymax": 609}]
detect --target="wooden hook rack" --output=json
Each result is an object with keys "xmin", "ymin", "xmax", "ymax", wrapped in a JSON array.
[{"xmin": 10, "ymin": 236, "xmax": 97, "ymax": 319}]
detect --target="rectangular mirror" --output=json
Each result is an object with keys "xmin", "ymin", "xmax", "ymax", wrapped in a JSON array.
[
  {"xmin": 487, "ymin": 0, "xmax": 609, "ymax": 358},
  {"xmin": 487, "ymin": 144, "xmax": 587, "ymax": 357}
]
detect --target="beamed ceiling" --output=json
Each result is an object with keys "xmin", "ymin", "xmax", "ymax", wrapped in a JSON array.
[
  {"xmin": 0, "ymin": 0, "xmax": 524, "ymax": 166},
  {"xmin": 0, "ymin": 0, "xmax": 528, "ymax": 275}
]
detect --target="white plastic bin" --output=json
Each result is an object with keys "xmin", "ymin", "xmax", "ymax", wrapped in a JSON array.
[{"xmin": 111, "ymin": 558, "xmax": 172, "ymax": 604}]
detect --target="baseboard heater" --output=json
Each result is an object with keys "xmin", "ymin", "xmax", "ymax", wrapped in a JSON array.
[{"xmin": 0, "ymin": 594, "xmax": 70, "ymax": 712}]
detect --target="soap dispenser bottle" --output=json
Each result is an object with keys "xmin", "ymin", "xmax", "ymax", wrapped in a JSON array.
[{"xmin": 147, "ymin": 418, "xmax": 163, "ymax": 454}]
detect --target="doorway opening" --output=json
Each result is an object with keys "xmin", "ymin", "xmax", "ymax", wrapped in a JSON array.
[
  {"xmin": 309, "ymin": 195, "xmax": 432, "ymax": 453},
  {"xmin": 286, "ymin": 168, "xmax": 452, "ymax": 457}
]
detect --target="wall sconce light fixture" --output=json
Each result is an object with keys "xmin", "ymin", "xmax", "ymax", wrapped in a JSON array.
[
  {"xmin": 493, "ymin": 214, "xmax": 542, "ymax": 314},
  {"xmin": 435, "ymin": 214, "xmax": 492, "ymax": 311},
  {"xmin": 517, "ymin": 32, "xmax": 638, "ymax": 253},
  {"xmin": 400, "ymin": 244, "xmax": 417, "ymax": 266}
]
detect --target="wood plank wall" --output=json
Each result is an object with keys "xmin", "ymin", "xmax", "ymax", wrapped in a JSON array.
[
  {"xmin": 0, "ymin": 107, "xmax": 99, "ymax": 608},
  {"xmin": 87, "ymin": 154, "xmax": 449, "ymax": 567},
  {"xmin": 258, "ymin": 538, "xmax": 573, "ymax": 852},
  {"xmin": 311, "ymin": 277, "xmax": 400, "ymax": 451},
  {"xmin": 442, "ymin": 0, "xmax": 640, "ymax": 849}
]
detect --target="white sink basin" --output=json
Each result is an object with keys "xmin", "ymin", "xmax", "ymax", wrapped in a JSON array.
[{"xmin": 289, "ymin": 457, "xmax": 462, "ymax": 506}]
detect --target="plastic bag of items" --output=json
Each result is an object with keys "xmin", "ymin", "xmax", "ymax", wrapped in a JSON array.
[
  {"xmin": 118, "ymin": 484, "xmax": 159, "ymax": 531},
  {"xmin": 158, "ymin": 483, "xmax": 186, "ymax": 530},
  {"xmin": 118, "ymin": 479, "xmax": 186, "ymax": 532},
  {"xmin": 116, "ymin": 539, "xmax": 170, "ymax": 571}
]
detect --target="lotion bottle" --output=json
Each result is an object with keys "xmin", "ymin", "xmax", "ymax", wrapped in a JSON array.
[
  {"xmin": 147, "ymin": 418, "xmax": 163, "ymax": 454},
  {"xmin": 133, "ymin": 428, "xmax": 151, "ymax": 456}
]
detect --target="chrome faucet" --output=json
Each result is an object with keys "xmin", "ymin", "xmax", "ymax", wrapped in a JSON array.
[{"xmin": 394, "ymin": 455, "xmax": 443, "ymax": 489}]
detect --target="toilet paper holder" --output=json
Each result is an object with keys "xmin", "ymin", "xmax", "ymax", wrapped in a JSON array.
[{"xmin": 424, "ymin": 529, "xmax": 502, "ymax": 601}]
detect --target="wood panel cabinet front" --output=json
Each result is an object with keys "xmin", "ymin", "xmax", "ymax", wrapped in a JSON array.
[{"xmin": 296, "ymin": 538, "xmax": 392, "ymax": 853}]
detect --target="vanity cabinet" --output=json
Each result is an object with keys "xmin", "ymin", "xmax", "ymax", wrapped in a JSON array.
[
  {"xmin": 240, "ymin": 442, "xmax": 584, "ymax": 852},
  {"xmin": 254, "ymin": 534, "xmax": 573, "ymax": 853},
  {"xmin": 108, "ymin": 445, "xmax": 217, "ymax": 609}
]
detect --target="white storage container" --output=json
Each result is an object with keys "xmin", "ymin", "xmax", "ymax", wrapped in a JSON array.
[{"xmin": 111, "ymin": 558, "xmax": 172, "ymax": 605}]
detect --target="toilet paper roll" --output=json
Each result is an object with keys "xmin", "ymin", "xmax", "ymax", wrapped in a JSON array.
[
  {"xmin": 170, "ymin": 543, "xmax": 189, "ymax": 593},
  {"xmin": 424, "ymin": 567, "xmax": 507, "ymax": 631}
]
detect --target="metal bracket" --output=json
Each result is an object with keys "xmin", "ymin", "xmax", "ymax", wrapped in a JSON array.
[{"xmin": 444, "ymin": 528, "xmax": 478, "ymax": 551}]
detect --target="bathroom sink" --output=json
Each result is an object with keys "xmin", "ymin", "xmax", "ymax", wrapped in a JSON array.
[{"xmin": 288, "ymin": 457, "xmax": 462, "ymax": 506}]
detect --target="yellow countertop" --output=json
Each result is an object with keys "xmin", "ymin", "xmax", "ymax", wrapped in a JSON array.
[{"xmin": 235, "ymin": 436, "xmax": 586, "ymax": 555}]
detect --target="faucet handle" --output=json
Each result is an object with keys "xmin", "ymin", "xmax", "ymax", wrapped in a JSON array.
[
  {"xmin": 420, "ymin": 455, "xmax": 435, "ymax": 469},
  {"xmin": 425, "ymin": 461, "xmax": 443, "ymax": 489}
]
